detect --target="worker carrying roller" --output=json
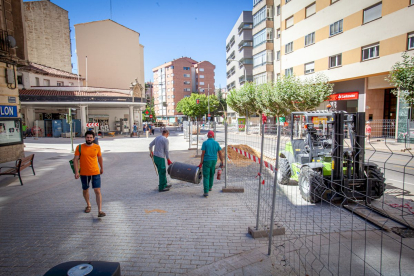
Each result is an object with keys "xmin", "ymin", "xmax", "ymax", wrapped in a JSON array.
[
  {"xmin": 149, "ymin": 129, "xmax": 173, "ymax": 192},
  {"xmin": 199, "ymin": 131, "xmax": 224, "ymax": 197}
]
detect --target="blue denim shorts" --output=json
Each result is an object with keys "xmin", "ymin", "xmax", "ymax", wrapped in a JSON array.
[{"xmin": 80, "ymin": 175, "xmax": 101, "ymax": 190}]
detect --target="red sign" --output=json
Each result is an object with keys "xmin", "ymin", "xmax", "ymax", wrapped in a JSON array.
[
  {"xmin": 145, "ymin": 110, "xmax": 149, "ymax": 114},
  {"xmin": 86, "ymin": 123, "xmax": 99, "ymax": 127},
  {"xmin": 196, "ymin": 99, "xmax": 200, "ymax": 104},
  {"xmin": 149, "ymin": 115, "xmax": 153, "ymax": 118},
  {"xmin": 328, "ymin": 92, "xmax": 359, "ymax": 101}
]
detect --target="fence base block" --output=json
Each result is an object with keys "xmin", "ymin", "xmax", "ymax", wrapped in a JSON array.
[
  {"xmin": 222, "ymin": 187, "xmax": 244, "ymax": 193},
  {"xmin": 248, "ymin": 224, "xmax": 285, "ymax": 239}
]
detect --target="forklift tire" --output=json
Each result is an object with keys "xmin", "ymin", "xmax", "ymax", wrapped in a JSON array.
[
  {"xmin": 365, "ymin": 166, "xmax": 386, "ymax": 199},
  {"xmin": 277, "ymin": 158, "xmax": 291, "ymax": 185},
  {"xmin": 298, "ymin": 166, "xmax": 326, "ymax": 203}
]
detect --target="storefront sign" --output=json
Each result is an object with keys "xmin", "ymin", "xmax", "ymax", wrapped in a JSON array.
[
  {"xmin": 328, "ymin": 92, "xmax": 359, "ymax": 101},
  {"xmin": 8, "ymin": 97, "xmax": 16, "ymax": 103},
  {"xmin": 0, "ymin": 105, "xmax": 17, "ymax": 117}
]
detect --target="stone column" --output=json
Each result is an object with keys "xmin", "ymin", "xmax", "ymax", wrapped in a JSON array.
[
  {"xmin": 26, "ymin": 107, "xmax": 35, "ymax": 128},
  {"xmin": 80, "ymin": 105, "xmax": 87, "ymax": 136},
  {"xmin": 129, "ymin": 105, "xmax": 134, "ymax": 134}
]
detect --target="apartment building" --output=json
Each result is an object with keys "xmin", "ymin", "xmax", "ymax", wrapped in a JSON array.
[
  {"xmin": 226, "ymin": 11, "xmax": 254, "ymax": 91},
  {"xmin": 252, "ymin": 0, "xmax": 414, "ymax": 121},
  {"xmin": 152, "ymin": 57, "xmax": 215, "ymax": 124},
  {"xmin": 0, "ymin": 0, "xmax": 27, "ymax": 163},
  {"xmin": 24, "ymin": 0, "xmax": 72, "ymax": 73}
]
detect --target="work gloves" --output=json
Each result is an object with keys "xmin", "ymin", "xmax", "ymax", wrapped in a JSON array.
[{"xmin": 167, "ymin": 159, "xmax": 173, "ymax": 166}]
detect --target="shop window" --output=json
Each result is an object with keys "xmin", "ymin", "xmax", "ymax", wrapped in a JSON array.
[{"xmin": 363, "ymin": 2, "xmax": 382, "ymax": 24}]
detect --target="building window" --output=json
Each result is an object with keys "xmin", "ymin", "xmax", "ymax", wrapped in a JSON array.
[
  {"xmin": 363, "ymin": 2, "xmax": 382, "ymax": 24},
  {"xmin": 184, "ymin": 88, "xmax": 191, "ymax": 92},
  {"xmin": 330, "ymin": 19, "xmax": 343, "ymax": 36},
  {"xmin": 172, "ymin": 81, "xmax": 174, "ymax": 84},
  {"xmin": 285, "ymin": 68, "xmax": 293, "ymax": 76},
  {"xmin": 184, "ymin": 81, "xmax": 190, "ymax": 85},
  {"xmin": 253, "ymin": 0, "xmax": 262, "ymax": 7},
  {"xmin": 57, "ymin": 81, "xmax": 64, "ymax": 86},
  {"xmin": 254, "ymin": 51, "xmax": 267, "ymax": 67},
  {"xmin": 408, "ymin": 32, "xmax": 414, "ymax": 50},
  {"xmin": 329, "ymin": 54, "xmax": 342, "ymax": 68},
  {"xmin": 168, "ymin": 95, "xmax": 171, "ymax": 99},
  {"xmin": 184, "ymin": 74, "xmax": 190, "ymax": 77},
  {"xmin": 183, "ymin": 67, "xmax": 190, "ymax": 70},
  {"xmin": 277, "ymin": 29, "xmax": 280, "ymax": 38},
  {"xmin": 286, "ymin": 16, "xmax": 294, "ymax": 29},
  {"xmin": 362, "ymin": 43, "xmax": 379, "ymax": 61},
  {"xmin": 200, "ymin": 75, "xmax": 205, "ymax": 78},
  {"xmin": 69, "ymin": 82, "xmax": 74, "ymax": 86},
  {"xmin": 305, "ymin": 32, "xmax": 315, "ymax": 46},
  {"xmin": 253, "ymin": 28, "xmax": 273, "ymax": 47},
  {"xmin": 200, "ymin": 82, "xmax": 205, "ymax": 85},
  {"xmin": 306, "ymin": 3, "xmax": 316, "ymax": 18},
  {"xmin": 411, "ymin": 0, "xmax": 414, "ymax": 5},
  {"xmin": 277, "ymin": 5, "xmax": 280, "ymax": 16},
  {"xmin": 17, "ymin": 75, "xmax": 23, "ymax": 85},
  {"xmin": 35, "ymin": 77, "xmax": 40, "ymax": 86},
  {"xmin": 253, "ymin": 72, "xmax": 267, "ymax": 84},
  {"xmin": 277, "ymin": 73, "xmax": 281, "ymax": 80},
  {"xmin": 43, "ymin": 79, "xmax": 50, "ymax": 86},
  {"xmin": 172, "ymin": 95, "xmax": 175, "ymax": 98},
  {"xmin": 304, "ymin": 62, "xmax": 315, "ymax": 74},
  {"xmin": 285, "ymin": 42, "xmax": 293, "ymax": 54},
  {"xmin": 171, "ymin": 66, "xmax": 174, "ymax": 69},
  {"xmin": 199, "ymin": 68, "xmax": 204, "ymax": 71},
  {"xmin": 277, "ymin": 51, "xmax": 280, "ymax": 61},
  {"xmin": 253, "ymin": 6, "xmax": 266, "ymax": 27}
]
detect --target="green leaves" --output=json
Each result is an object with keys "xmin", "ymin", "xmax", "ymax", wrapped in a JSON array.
[
  {"xmin": 227, "ymin": 74, "xmax": 333, "ymax": 118},
  {"xmin": 387, "ymin": 52, "xmax": 414, "ymax": 106},
  {"xmin": 176, "ymin": 93, "xmax": 219, "ymax": 120}
]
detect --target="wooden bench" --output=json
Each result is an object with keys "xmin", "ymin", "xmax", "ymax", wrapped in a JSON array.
[{"xmin": 0, "ymin": 154, "xmax": 35, "ymax": 185}]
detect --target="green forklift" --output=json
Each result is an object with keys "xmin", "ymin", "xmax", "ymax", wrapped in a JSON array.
[{"xmin": 277, "ymin": 111, "xmax": 385, "ymax": 203}]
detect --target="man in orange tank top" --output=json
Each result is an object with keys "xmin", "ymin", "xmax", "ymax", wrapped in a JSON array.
[{"xmin": 73, "ymin": 130, "xmax": 105, "ymax": 217}]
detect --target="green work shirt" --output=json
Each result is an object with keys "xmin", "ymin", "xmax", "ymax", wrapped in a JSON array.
[{"xmin": 201, "ymin": 138, "xmax": 222, "ymax": 161}]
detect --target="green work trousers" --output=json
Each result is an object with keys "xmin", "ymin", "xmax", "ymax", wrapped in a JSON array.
[
  {"xmin": 154, "ymin": 155, "xmax": 167, "ymax": 191},
  {"xmin": 202, "ymin": 160, "xmax": 217, "ymax": 194}
]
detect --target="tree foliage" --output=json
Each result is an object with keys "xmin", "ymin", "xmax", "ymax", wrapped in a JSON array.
[
  {"xmin": 176, "ymin": 93, "xmax": 219, "ymax": 120},
  {"xmin": 142, "ymin": 98, "xmax": 156, "ymax": 122},
  {"xmin": 227, "ymin": 74, "xmax": 333, "ymax": 118},
  {"xmin": 387, "ymin": 52, "xmax": 414, "ymax": 106}
]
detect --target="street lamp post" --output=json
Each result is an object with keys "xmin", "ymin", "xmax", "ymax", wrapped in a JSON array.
[{"xmin": 228, "ymin": 59, "xmax": 248, "ymax": 133}]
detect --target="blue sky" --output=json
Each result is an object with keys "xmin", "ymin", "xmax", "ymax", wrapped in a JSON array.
[{"xmin": 27, "ymin": 0, "xmax": 252, "ymax": 89}]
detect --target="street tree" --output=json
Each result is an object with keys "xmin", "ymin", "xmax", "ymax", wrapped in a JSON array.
[
  {"xmin": 387, "ymin": 52, "xmax": 414, "ymax": 107},
  {"xmin": 176, "ymin": 93, "xmax": 219, "ymax": 120},
  {"xmin": 142, "ymin": 98, "xmax": 156, "ymax": 122}
]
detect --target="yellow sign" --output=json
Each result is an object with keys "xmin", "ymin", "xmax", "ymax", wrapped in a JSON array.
[{"xmin": 312, "ymin": 117, "xmax": 328, "ymax": 125}]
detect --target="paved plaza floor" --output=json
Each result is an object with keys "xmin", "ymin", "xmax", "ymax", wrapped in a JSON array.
[{"xmin": 0, "ymin": 130, "xmax": 281, "ymax": 276}]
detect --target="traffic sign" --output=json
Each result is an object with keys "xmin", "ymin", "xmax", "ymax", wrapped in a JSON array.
[
  {"xmin": 149, "ymin": 115, "xmax": 153, "ymax": 118},
  {"xmin": 86, "ymin": 123, "xmax": 99, "ymax": 127}
]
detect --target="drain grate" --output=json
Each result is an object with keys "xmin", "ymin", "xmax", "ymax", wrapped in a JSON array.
[{"xmin": 392, "ymin": 227, "xmax": 414, "ymax": 238}]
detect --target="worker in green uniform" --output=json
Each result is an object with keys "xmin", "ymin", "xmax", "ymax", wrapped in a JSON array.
[
  {"xmin": 149, "ymin": 129, "xmax": 173, "ymax": 192},
  {"xmin": 199, "ymin": 131, "xmax": 224, "ymax": 197}
]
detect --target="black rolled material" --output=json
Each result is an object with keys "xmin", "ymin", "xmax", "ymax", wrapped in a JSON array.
[
  {"xmin": 43, "ymin": 261, "xmax": 120, "ymax": 276},
  {"xmin": 167, "ymin": 162, "xmax": 202, "ymax": 184}
]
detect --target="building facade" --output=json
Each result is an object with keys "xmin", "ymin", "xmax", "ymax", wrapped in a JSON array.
[
  {"xmin": 75, "ymin": 19, "xmax": 145, "ymax": 91},
  {"xmin": 152, "ymin": 57, "xmax": 215, "ymax": 124},
  {"xmin": 0, "ymin": 0, "xmax": 27, "ymax": 163},
  {"xmin": 251, "ymin": 0, "xmax": 414, "ymax": 122},
  {"xmin": 24, "ymin": 0, "xmax": 72, "ymax": 73}
]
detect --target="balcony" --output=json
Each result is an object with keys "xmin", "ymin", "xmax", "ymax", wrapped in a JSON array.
[
  {"xmin": 238, "ymin": 22, "xmax": 253, "ymax": 34},
  {"xmin": 239, "ymin": 75, "xmax": 253, "ymax": 84},
  {"xmin": 238, "ymin": 40, "xmax": 253, "ymax": 51}
]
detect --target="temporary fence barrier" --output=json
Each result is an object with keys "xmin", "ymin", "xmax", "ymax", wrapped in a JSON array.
[{"xmin": 223, "ymin": 111, "xmax": 414, "ymax": 275}]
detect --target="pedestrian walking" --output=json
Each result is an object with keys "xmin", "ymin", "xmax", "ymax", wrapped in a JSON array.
[
  {"xmin": 149, "ymin": 129, "xmax": 173, "ymax": 192},
  {"xmin": 151, "ymin": 123, "xmax": 155, "ymax": 135},
  {"xmin": 198, "ymin": 131, "xmax": 224, "ymax": 197},
  {"xmin": 73, "ymin": 130, "xmax": 105, "ymax": 217},
  {"xmin": 365, "ymin": 121, "xmax": 372, "ymax": 142},
  {"xmin": 148, "ymin": 124, "xmax": 152, "ymax": 135},
  {"xmin": 133, "ymin": 123, "xmax": 137, "ymax": 137}
]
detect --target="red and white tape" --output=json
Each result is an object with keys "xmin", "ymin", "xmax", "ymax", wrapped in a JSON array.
[
  {"xmin": 230, "ymin": 146, "xmax": 274, "ymax": 172},
  {"xmin": 86, "ymin": 123, "xmax": 99, "ymax": 127}
]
